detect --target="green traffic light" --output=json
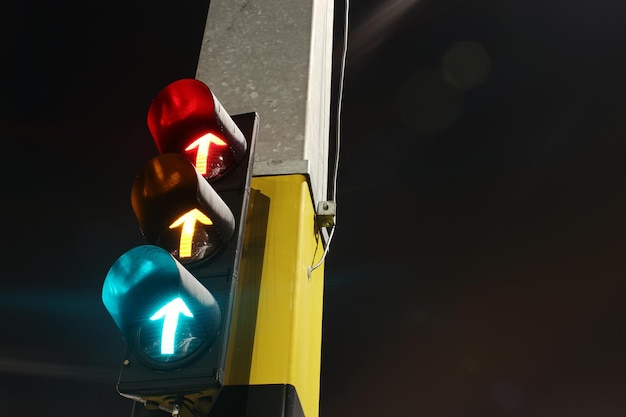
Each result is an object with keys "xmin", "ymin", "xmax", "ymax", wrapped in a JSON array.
[{"xmin": 102, "ymin": 245, "xmax": 221, "ymax": 365}]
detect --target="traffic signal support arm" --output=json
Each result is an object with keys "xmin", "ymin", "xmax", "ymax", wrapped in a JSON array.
[{"xmin": 213, "ymin": 174, "xmax": 325, "ymax": 417}]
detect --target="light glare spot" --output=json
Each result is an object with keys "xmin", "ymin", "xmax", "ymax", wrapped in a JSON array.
[{"xmin": 442, "ymin": 41, "xmax": 492, "ymax": 90}]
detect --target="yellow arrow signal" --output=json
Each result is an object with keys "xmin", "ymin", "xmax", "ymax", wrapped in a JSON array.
[
  {"xmin": 185, "ymin": 133, "xmax": 227, "ymax": 176},
  {"xmin": 169, "ymin": 209, "xmax": 213, "ymax": 258}
]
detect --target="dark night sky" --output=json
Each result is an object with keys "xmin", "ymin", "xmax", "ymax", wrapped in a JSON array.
[{"xmin": 2, "ymin": 0, "xmax": 626, "ymax": 416}]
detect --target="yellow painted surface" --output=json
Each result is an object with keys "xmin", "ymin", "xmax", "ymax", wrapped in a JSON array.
[{"xmin": 224, "ymin": 174, "xmax": 325, "ymax": 417}]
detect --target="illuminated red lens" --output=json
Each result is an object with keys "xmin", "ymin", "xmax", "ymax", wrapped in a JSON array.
[
  {"xmin": 184, "ymin": 132, "xmax": 234, "ymax": 180},
  {"xmin": 147, "ymin": 79, "xmax": 240, "ymax": 181}
]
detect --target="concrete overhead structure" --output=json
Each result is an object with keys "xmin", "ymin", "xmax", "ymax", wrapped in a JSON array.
[{"xmin": 196, "ymin": 0, "xmax": 334, "ymax": 205}]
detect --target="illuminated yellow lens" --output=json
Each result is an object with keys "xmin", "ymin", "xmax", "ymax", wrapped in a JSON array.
[{"xmin": 169, "ymin": 209, "xmax": 213, "ymax": 258}]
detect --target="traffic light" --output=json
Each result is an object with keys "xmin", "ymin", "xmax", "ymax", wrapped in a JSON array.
[
  {"xmin": 102, "ymin": 79, "xmax": 258, "ymax": 417},
  {"xmin": 147, "ymin": 78, "xmax": 248, "ymax": 184}
]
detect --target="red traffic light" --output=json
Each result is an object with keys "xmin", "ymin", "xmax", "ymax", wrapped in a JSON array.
[{"xmin": 147, "ymin": 79, "xmax": 247, "ymax": 181}]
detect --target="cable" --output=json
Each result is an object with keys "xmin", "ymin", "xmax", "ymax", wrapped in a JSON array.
[
  {"xmin": 330, "ymin": 0, "xmax": 348, "ymax": 204},
  {"xmin": 308, "ymin": 0, "xmax": 349, "ymax": 278}
]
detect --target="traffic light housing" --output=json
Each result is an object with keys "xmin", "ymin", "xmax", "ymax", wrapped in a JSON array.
[
  {"xmin": 147, "ymin": 78, "xmax": 248, "ymax": 184},
  {"xmin": 102, "ymin": 79, "xmax": 258, "ymax": 416}
]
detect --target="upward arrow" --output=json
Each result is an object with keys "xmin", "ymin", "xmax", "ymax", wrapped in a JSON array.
[
  {"xmin": 169, "ymin": 208, "xmax": 213, "ymax": 258},
  {"xmin": 185, "ymin": 132, "xmax": 227, "ymax": 176},
  {"xmin": 150, "ymin": 297, "xmax": 194, "ymax": 355}
]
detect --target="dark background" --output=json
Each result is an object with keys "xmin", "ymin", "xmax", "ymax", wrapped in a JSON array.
[{"xmin": 2, "ymin": 0, "xmax": 626, "ymax": 416}]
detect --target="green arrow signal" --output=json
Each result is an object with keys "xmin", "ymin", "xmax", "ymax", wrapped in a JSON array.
[{"xmin": 150, "ymin": 297, "xmax": 193, "ymax": 355}]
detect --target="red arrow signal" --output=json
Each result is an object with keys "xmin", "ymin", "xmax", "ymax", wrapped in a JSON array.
[{"xmin": 185, "ymin": 133, "xmax": 228, "ymax": 177}]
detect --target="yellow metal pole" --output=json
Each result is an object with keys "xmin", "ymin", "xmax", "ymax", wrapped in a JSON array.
[{"xmin": 223, "ymin": 174, "xmax": 325, "ymax": 417}]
